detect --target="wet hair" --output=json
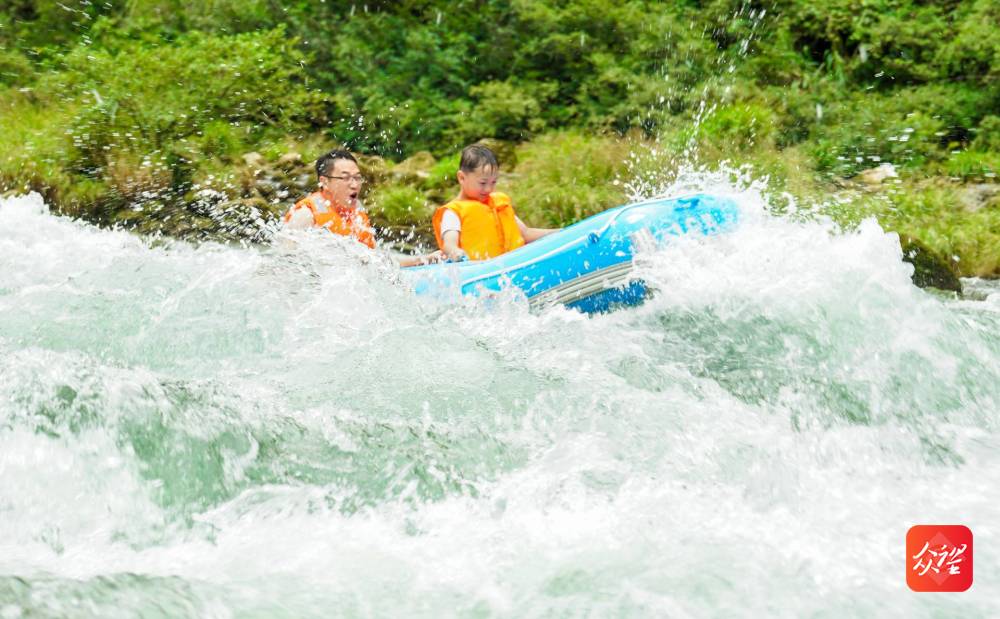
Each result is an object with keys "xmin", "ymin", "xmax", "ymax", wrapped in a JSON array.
[
  {"xmin": 315, "ymin": 149, "xmax": 358, "ymax": 177},
  {"xmin": 459, "ymin": 144, "xmax": 499, "ymax": 173}
]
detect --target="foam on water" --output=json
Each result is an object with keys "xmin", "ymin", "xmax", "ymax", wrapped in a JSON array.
[{"xmin": 1, "ymin": 187, "xmax": 998, "ymax": 617}]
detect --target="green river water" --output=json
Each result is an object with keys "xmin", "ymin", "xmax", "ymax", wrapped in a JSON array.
[{"xmin": 1, "ymin": 182, "xmax": 998, "ymax": 617}]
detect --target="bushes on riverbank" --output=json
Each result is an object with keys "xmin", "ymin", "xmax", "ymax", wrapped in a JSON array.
[
  {"xmin": 0, "ymin": 27, "xmax": 323, "ymax": 221},
  {"xmin": 1, "ymin": 0, "xmax": 997, "ymax": 278}
]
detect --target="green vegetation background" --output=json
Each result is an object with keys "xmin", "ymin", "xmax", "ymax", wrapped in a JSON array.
[{"xmin": 1, "ymin": 0, "xmax": 997, "ymax": 276}]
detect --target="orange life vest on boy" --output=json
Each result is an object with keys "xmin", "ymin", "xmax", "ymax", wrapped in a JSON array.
[
  {"xmin": 432, "ymin": 192, "xmax": 525, "ymax": 260},
  {"xmin": 284, "ymin": 192, "xmax": 376, "ymax": 249}
]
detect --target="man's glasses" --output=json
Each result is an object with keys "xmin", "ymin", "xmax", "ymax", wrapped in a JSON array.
[{"xmin": 322, "ymin": 174, "xmax": 365, "ymax": 184}]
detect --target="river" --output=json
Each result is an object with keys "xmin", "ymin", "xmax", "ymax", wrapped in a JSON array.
[{"xmin": 1, "ymin": 184, "xmax": 998, "ymax": 617}]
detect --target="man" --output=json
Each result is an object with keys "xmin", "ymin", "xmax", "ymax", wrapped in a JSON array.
[{"xmin": 284, "ymin": 149, "xmax": 441, "ymax": 266}]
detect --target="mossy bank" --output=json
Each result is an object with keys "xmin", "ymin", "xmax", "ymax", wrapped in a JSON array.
[{"xmin": 1, "ymin": 0, "xmax": 996, "ymax": 285}]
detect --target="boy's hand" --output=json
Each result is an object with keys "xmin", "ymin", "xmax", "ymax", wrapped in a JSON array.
[{"xmin": 444, "ymin": 247, "xmax": 468, "ymax": 262}]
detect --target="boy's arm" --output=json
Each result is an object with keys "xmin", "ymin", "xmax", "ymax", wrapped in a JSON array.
[
  {"xmin": 516, "ymin": 217, "xmax": 559, "ymax": 243},
  {"xmin": 441, "ymin": 230, "xmax": 467, "ymax": 261}
]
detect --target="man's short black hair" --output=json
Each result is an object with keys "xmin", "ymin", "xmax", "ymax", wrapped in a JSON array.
[
  {"xmin": 315, "ymin": 149, "xmax": 358, "ymax": 177},
  {"xmin": 459, "ymin": 144, "xmax": 499, "ymax": 173}
]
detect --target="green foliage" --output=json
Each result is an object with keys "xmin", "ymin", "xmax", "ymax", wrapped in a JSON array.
[
  {"xmin": 4, "ymin": 26, "xmax": 329, "ymax": 219},
  {"xmin": 822, "ymin": 183, "xmax": 1000, "ymax": 278},
  {"xmin": 122, "ymin": 0, "xmax": 275, "ymax": 33},
  {"xmin": 1, "ymin": 0, "xmax": 121, "ymax": 49},
  {"xmin": 808, "ymin": 92, "xmax": 953, "ymax": 177},
  {"xmin": 508, "ymin": 131, "xmax": 630, "ymax": 227},
  {"xmin": 884, "ymin": 187, "xmax": 1000, "ymax": 278},
  {"xmin": 367, "ymin": 184, "xmax": 432, "ymax": 227},
  {"xmin": 972, "ymin": 117, "xmax": 1000, "ymax": 152},
  {"xmin": 49, "ymin": 28, "xmax": 324, "ymax": 172},
  {"xmin": 0, "ymin": 91, "xmax": 77, "ymax": 203},
  {"xmin": 698, "ymin": 103, "xmax": 778, "ymax": 152},
  {"xmin": 0, "ymin": 49, "xmax": 33, "ymax": 85},
  {"xmin": 2, "ymin": 25, "xmax": 328, "ymax": 231},
  {"xmin": 1, "ymin": 0, "xmax": 998, "ymax": 273},
  {"xmin": 7, "ymin": 0, "xmax": 997, "ymax": 161},
  {"xmin": 942, "ymin": 151, "xmax": 1000, "ymax": 182},
  {"xmin": 938, "ymin": 0, "xmax": 1000, "ymax": 83},
  {"xmin": 284, "ymin": 0, "xmax": 731, "ymax": 155},
  {"xmin": 450, "ymin": 80, "xmax": 549, "ymax": 143},
  {"xmin": 191, "ymin": 121, "xmax": 246, "ymax": 161},
  {"xmin": 424, "ymin": 153, "xmax": 461, "ymax": 193}
]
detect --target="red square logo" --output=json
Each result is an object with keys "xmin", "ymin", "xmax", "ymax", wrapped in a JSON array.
[{"xmin": 906, "ymin": 525, "xmax": 973, "ymax": 592}]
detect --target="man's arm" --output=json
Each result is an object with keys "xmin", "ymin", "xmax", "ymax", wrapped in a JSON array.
[
  {"xmin": 397, "ymin": 250, "xmax": 445, "ymax": 267},
  {"xmin": 284, "ymin": 205, "xmax": 315, "ymax": 230}
]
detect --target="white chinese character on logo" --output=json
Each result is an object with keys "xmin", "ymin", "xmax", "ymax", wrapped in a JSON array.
[
  {"xmin": 912, "ymin": 542, "xmax": 966, "ymax": 576},
  {"xmin": 945, "ymin": 544, "xmax": 967, "ymax": 575}
]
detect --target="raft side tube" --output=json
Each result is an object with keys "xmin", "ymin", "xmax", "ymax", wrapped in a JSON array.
[{"xmin": 403, "ymin": 193, "xmax": 739, "ymax": 314}]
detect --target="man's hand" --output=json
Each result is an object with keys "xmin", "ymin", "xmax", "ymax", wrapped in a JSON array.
[
  {"xmin": 397, "ymin": 250, "xmax": 445, "ymax": 268},
  {"xmin": 420, "ymin": 250, "xmax": 445, "ymax": 264}
]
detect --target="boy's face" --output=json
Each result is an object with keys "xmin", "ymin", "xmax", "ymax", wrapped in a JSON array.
[
  {"xmin": 319, "ymin": 158, "xmax": 363, "ymax": 209},
  {"xmin": 457, "ymin": 165, "xmax": 498, "ymax": 203}
]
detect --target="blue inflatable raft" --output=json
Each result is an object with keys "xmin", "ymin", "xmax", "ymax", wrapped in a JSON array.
[{"xmin": 402, "ymin": 193, "xmax": 740, "ymax": 314}]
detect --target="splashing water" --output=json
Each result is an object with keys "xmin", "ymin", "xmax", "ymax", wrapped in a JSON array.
[{"xmin": 1, "ymin": 183, "xmax": 998, "ymax": 617}]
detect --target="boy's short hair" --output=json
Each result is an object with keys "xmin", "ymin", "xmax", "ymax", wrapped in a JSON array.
[
  {"xmin": 460, "ymin": 144, "xmax": 499, "ymax": 173},
  {"xmin": 315, "ymin": 149, "xmax": 357, "ymax": 177}
]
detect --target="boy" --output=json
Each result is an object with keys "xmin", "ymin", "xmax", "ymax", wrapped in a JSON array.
[
  {"xmin": 285, "ymin": 149, "xmax": 441, "ymax": 266},
  {"xmin": 433, "ymin": 144, "xmax": 558, "ymax": 261}
]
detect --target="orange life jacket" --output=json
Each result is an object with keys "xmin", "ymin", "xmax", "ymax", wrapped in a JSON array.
[
  {"xmin": 284, "ymin": 192, "xmax": 376, "ymax": 249},
  {"xmin": 432, "ymin": 192, "xmax": 525, "ymax": 260}
]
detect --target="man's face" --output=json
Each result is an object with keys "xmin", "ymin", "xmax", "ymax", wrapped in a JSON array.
[
  {"xmin": 457, "ymin": 165, "xmax": 498, "ymax": 203},
  {"xmin": 319, "ymin": 158, "xmax": 363, "ymax": 208}
]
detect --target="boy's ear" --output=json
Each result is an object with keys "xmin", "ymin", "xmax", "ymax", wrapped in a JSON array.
[{"xmin": 456, "ymin": 170, "xmax": 465, "ymax": 182}]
